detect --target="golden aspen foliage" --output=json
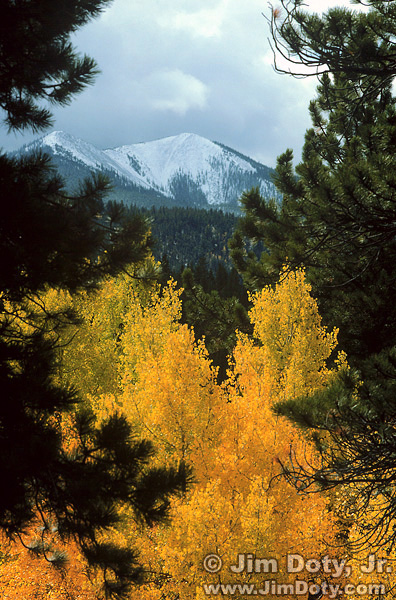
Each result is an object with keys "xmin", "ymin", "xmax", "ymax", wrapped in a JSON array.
[
  {"xmin": 248, "ymin": 267, "xmax": 340, "ymax": 400},
  {"xmin": 117, "ymin": 270, "xmax": 346, "ymax": 600},
  {"xmin": 47, "ymin": 272, "xmax": 157, "ymax": 398},
  {"xmin": 322, "ymin": 487, "xmax": 396, "ymax": 599},
  {"xmin": 0, "ymin": 268, "xmax": 356, "ymax": 600},
  {"xmin": 0, "ymin": 529, "xmax": 102, "ymax": 599},
  {"xmin": 0, "ymin": 269, "xmax": 172, "ymax": 599},
  {"xmin": 118, "ymin": 281, "xmax": 223, "ymax": 466}
]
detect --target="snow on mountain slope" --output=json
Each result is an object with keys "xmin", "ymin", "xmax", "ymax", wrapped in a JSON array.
[
  {"xmin": 104, "ymin": 132, "xmax": 274, "ymax": 206},
  {"xmin": 16, "ymin": 131, "xmax": 277, "ymax": 209},
  {"xmin": 105, "ymin": 133, "xmax": 226, "ymax": 186},
  {"xmin": 105, "ymin": 133, "xmax": 251, "ymax": 194},
  {"xmin": 19, "ymin": 131, "xmax": 149, "ymax": 188}
]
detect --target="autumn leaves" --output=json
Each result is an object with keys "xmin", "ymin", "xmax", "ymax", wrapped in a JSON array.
[{"xmin": 0, "ymin": 268, "xmax": 368, "ymax": 598}]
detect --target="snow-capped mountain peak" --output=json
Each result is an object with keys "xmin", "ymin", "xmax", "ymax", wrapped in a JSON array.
[
  {"xmin": 20, "ymin": 130, "xmax": 149, "ymax": 187},
  {"xmin": 24, "ymin": 130, "xmax": 102, "ymax": 166},
  {"xmin": 16, "ymin": 131, "xmax": 277, "ymax": 210},
  {"xmin": 105, "ymin": 133, "xmax": 255, "ymax": 191}
]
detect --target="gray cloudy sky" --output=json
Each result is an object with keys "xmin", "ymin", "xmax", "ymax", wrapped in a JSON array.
[{"xmin": 1, "ymin": 0, "xmax": 350, "ymax": 167}]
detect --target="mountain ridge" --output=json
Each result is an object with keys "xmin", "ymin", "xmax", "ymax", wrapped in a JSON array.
[{"xmin": 16, "ymin": 131, "xmax": 278, "ymax": 212}]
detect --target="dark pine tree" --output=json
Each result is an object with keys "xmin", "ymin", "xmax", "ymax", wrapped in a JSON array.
[
  {"xmin": 180, "ymin": 266, "xmax": 250, "ymax": 383},
  {"xmin": 0, "ymin": 2, "xmax": 191, "ymax": 598},
  {"xmin": 230, "ymin": 0, "xmax": 396, "ymax": 553}
]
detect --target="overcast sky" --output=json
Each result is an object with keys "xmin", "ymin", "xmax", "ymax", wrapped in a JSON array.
[{"xmin": 1, "ymin": 0, "xmax": 354, "ymax": 167}]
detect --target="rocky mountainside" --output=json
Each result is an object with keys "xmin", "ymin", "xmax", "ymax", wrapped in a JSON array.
[{"xmin": 16, "ymin": 131, "xmax": 278, "ymax": 212}]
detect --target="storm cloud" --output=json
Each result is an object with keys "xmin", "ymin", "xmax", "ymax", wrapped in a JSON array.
[{"xmin": 0, "ymin": 0, "xmax": 350, "ymax": 167}]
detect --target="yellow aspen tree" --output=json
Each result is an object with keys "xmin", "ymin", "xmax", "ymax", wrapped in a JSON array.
[
  {"xmin": 3, "ymin": 268, "xmax": 350, "ymax": 600},
  {"xmin": 248, "ymin": 266, "xmax": 339, "ymax": 400},
  {"xmin": 47, "ymin": 272, "xmax": 157, "ymax": 398},
  {"xmin": 86, "ymin": 280, "xmax": 221, "ymax": 471},
  {"xmin": 119, "ymin": 270, "xmax": 346, "ymax": 600},
  {"xmin": 0, "ymin": 270, "xmax": 188, "ymax": 600}
]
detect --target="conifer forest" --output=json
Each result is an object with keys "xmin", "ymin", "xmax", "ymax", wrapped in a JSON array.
[{"xmin": 2, "ymin": 0, "xmax": 396, "ymax": 599}]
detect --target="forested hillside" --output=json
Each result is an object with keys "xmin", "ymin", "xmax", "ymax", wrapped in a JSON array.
[{"xmin": 138, "ymin": 206, "xmax": 237, "ymax": 270}]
